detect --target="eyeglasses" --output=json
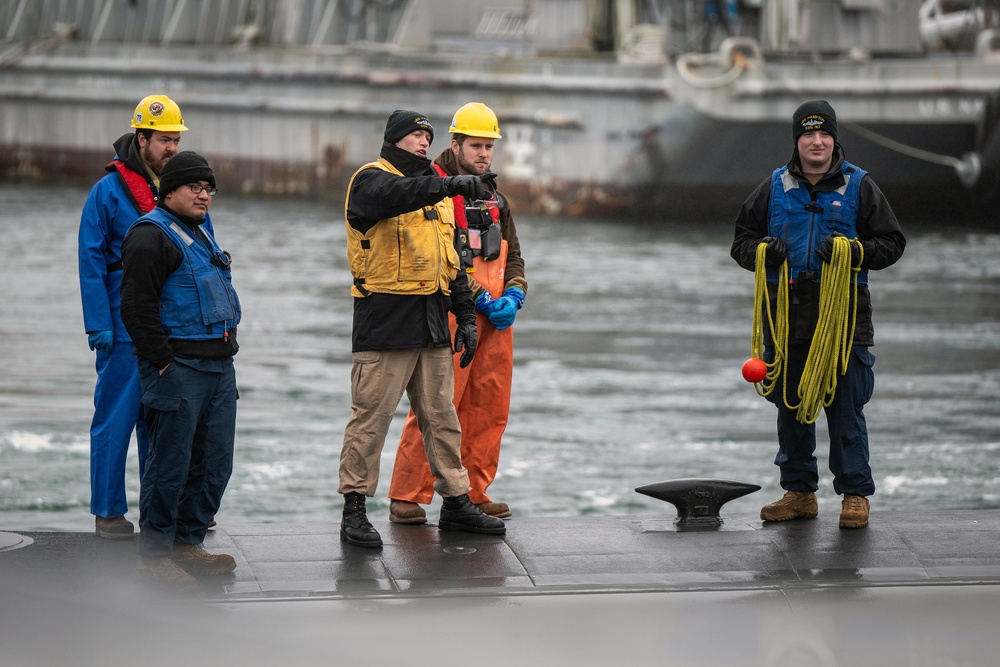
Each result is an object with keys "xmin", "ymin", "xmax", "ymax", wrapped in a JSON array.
[{"xmin": 187, "ymin": 183, "xmax": 218, "ymax": 196}]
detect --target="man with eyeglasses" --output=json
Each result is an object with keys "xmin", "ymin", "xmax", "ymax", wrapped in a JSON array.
[
  {"xmin": 78, "ymin": 94, "xmax": 210, "ymax": 540},
  {"xmin": 121, "ymin": 152, "xmax": 241, "ymax": 590}
]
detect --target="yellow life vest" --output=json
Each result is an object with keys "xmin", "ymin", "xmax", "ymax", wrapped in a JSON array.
[{"xmin": 345, "ymin": 158, "xmax": 460, "ymax": 298}]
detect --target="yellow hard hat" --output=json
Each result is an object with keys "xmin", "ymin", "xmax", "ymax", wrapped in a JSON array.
[
  {"xmin": 449, "ymin": 102, "xmax": 502, "ymax": 139},
  {"xmin": 130, "ymin": 94, "xmax": 188, "ymax": 132}
]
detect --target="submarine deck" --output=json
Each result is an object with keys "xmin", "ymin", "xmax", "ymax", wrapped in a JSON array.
[{"xmin": 2, "ymin": 510, "xmax": 999, "ymax": 665}]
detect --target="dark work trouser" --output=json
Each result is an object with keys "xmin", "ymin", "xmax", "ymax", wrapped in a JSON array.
[
  {"xmin": 137, "ymin": 356, "xmax": 237, "ymax": 558},
  {"xmin": 765, "ymin": 345, "xmax": 876, "ymax": 497}
]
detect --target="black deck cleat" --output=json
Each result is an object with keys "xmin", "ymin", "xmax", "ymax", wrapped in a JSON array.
[{"xmin": 635, "ymin": 478, "xmax": 761, "ymax": 529}]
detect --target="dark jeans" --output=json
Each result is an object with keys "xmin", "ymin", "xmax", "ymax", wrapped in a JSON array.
[
  {"xmin": 137, "ymin": 356, "xmax": 237, "ymax": 558},
  {"xmin": 764, "ymin": 345, "xmax": 876, "ymax": 497}
]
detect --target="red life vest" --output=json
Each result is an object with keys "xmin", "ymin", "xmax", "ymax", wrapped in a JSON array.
[
  {"xmin": 109, "ymin": 160, "xmax": 156, "ymax": 215},
  {"xmin": 431, "ymin": 162, "xmax": 501, "ymax": 229},
  {"xmin": 432, "ymin": 163, "xmax": 468, "ymax": 229},
  {"xmin": 432, "ymin": 163, "xmax": 503, "ymax": 267}
]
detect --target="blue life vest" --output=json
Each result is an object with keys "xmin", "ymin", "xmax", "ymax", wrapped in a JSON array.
[
  {"xmin": 767, "ymin": 161, "xmax": 869, "ymax": 285},
  {"xmin": 136, "ymin": 208, "xmax": 241, "ymax": 340}
]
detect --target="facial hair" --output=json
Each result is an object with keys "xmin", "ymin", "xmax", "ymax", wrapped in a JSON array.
[
  {"xmin": 141, "ymin": 140, "xmax": 169, "ymax": 176},
  {"xmin": 456, "ymin": 150, "xmax": 489, "ymax": 176}
]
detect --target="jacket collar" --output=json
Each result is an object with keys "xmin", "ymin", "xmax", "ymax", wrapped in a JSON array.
[{"xmin": 380, "ymin": 141, "xmax": 433, "ymax": 177}]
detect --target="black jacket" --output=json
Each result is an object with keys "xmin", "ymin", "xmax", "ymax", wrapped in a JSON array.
[
  {"xmin": 346, "ymin": 142, "xmax": 475, "ymax": 352},
  {"xmin": 730, "ymin": 145, "xmax": 906, "ymax": 346}
]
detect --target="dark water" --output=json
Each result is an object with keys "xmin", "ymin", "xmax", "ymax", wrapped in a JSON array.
[{"xmin": 1, "ymin": 183, "xmax": 998, "ymax": 531}]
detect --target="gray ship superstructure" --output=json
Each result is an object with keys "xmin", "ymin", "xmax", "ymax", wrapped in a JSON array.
[{"xmin": 0, "ymin": 0, "xmax": 997, "ymax": 222}]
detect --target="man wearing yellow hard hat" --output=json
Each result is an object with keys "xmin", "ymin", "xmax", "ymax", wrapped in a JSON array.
[
  {"xmin": 78, "ymin": 94, "xmax": 204, "ymax": 540},
  {"xmin": 389, "ymin": 102, "xmax": 528, "ymax": 524}
]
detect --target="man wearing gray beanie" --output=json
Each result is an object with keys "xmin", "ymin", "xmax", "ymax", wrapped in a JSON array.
[
  {"xmin": 730, "ymin": 100, "xmax": 906, "ymax": 531},
  {"xmin": 120, "ymin": 151, "xmax": 241, "ymax": 589},
  {"xmin": 337, "ymin": 109, "xmax": 505, "ymax": 548}
]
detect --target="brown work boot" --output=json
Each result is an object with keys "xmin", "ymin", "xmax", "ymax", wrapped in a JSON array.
[
  {"xmin": 171, "ymin": 543, "xmax": 237, "ymax": 575},
  {"xmin": 138, "ymin": 556, "xmax": 198, "ymax": 591},
  {"xmin": 760, "ymin": 491, "xmax": 818, "ymax": 522},
  {"xmin": 389, "ymin": 500, "xmax": 427, "ymax": 525},
  {"xmin": 476, "ymin": 501, "xmax": 512, "ymax": 519},
  {"xmin": 95, "ymin": 515, "xmax": 135, "ymax": 540},
  {"xmin": 839, "ymin": 494, "xmax": 870, "ymax": 529}
]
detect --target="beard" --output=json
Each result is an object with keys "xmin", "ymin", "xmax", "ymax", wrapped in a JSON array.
[
  {"xmin": 457, "ymin": 153, "xmax": 490, "ymax": 176},
  {"xmin": 141, "ymin": 142, "xmax": 171, "ymax": 176}
]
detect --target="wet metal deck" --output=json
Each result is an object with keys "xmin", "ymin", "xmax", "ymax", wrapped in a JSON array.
[{"xmin": 2, "ymin": 511, "xmax": 1000, "ymax": 665}]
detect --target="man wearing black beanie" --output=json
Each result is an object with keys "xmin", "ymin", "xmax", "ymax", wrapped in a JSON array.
[
  {"xmin": 121, "ymin": 151, "xmax": 241, "ymax": 589},
  {"xmin": 730, "ymin": 100, "xmax": 906, "ymax": 531},
  {"xmin": 337, "ymin": 109, "xmax": 505, "ymax": 547}
]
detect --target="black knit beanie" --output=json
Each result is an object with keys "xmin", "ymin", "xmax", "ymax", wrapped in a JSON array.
[
  {"xmin": 792, "ymin": 100, "xmax": 838, "ymax": 143},
  {"xmin": 159, "ymin": 151, "xmax": 216, "ymax": 197},
  {"xmin": 384, "ymin": 110, "xmax": 434, "ymax": 145}
]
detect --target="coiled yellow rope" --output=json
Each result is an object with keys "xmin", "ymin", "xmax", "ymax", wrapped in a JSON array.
[{"xmin": 750, "ymin": 236, "xmax": 863, "ymax": 424}]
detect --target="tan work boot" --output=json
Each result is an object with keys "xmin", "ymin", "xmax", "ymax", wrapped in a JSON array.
[
  {"xmin": 760, "ymin": 491, "xmax": 818, "ymax": 522},
  {"xmin": 171, "ymin": 543, "xmax": 237, "ymax": 575},
  {"xmin": 839, "ymin": 494, "xmax": 870, "ymax": 529},
  {"xmin": 95, "ymin": 515, "xmax": 135, "ymax": 540},
  {"xmin": 476, "ymin": 501, "xmax": 512, "ymax": 519},
  {"xmin": 138, "ymin": 555, "xmax": 198, "ymax": 591},
  {"xmin": 389, "ymin": 500, "xmax": 427, "ymax": 525}
]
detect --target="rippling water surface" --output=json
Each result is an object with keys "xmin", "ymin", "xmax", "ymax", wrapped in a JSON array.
[{"xmin": 1, "ymin": 183, "xmax": 998, "ymax": 531}]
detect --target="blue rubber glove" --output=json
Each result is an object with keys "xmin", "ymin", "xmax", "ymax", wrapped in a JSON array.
[
  {"xmin": 503, "ymin": 286, "xmax": 525, "ymax": 309},
  {"xmin": 487, "ymin": 287, "xmax": 525, "ymax": 330},
  {"xmin": 87, "ymin": 330, "xmax": 114, "ymax": 353},
  {"xmin": 474, "ymin": 292, "xmax": 497, "ymax": 314}
]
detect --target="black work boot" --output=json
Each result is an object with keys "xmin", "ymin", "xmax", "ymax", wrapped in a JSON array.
[
  {"xmin": 341, "ymin": 492, "xmax": 383, "ymax": 547},
  {"xmin": 439, "ymin": 494, "xmax": 506, "ymax": 535}
]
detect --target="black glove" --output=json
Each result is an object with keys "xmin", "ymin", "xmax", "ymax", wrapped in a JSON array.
[
  {"xmin": 760, "ymin": 236, "xmax": 787, "ymax": 267},
  {"xmin": 816, "ymin": 234, "xmax": 861, "ymax": 266},
  {"xmin": 453, "ymin": 319, "xmax": 477, "ymax": 368},
  {"xmin": 442, "ymin": 175, "xmax": 486, "ymax": 200}
]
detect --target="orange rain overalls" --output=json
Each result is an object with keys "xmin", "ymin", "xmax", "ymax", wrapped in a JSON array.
[{"xmin": 389, "ymin": 192, "xmax": 514, "ymax": 506}]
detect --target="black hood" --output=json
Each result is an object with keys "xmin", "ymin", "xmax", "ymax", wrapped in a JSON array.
[
  {"xmin": 108, "ymin": 132, "xmax": 150, "ymax": 180},
  {"xmin": 433, "ymin": 148, "xmax": 459, "ymax": 176}
]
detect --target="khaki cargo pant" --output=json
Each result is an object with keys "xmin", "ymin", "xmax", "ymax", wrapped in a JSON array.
[{"xmin": 339, "ymin": 346, "xmax": 470, "ymax": 498}]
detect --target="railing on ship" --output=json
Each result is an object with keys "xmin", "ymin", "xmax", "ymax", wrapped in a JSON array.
[{"xmin": 0, "ymin": 0, "xmax": 404, "ymax": 48}]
